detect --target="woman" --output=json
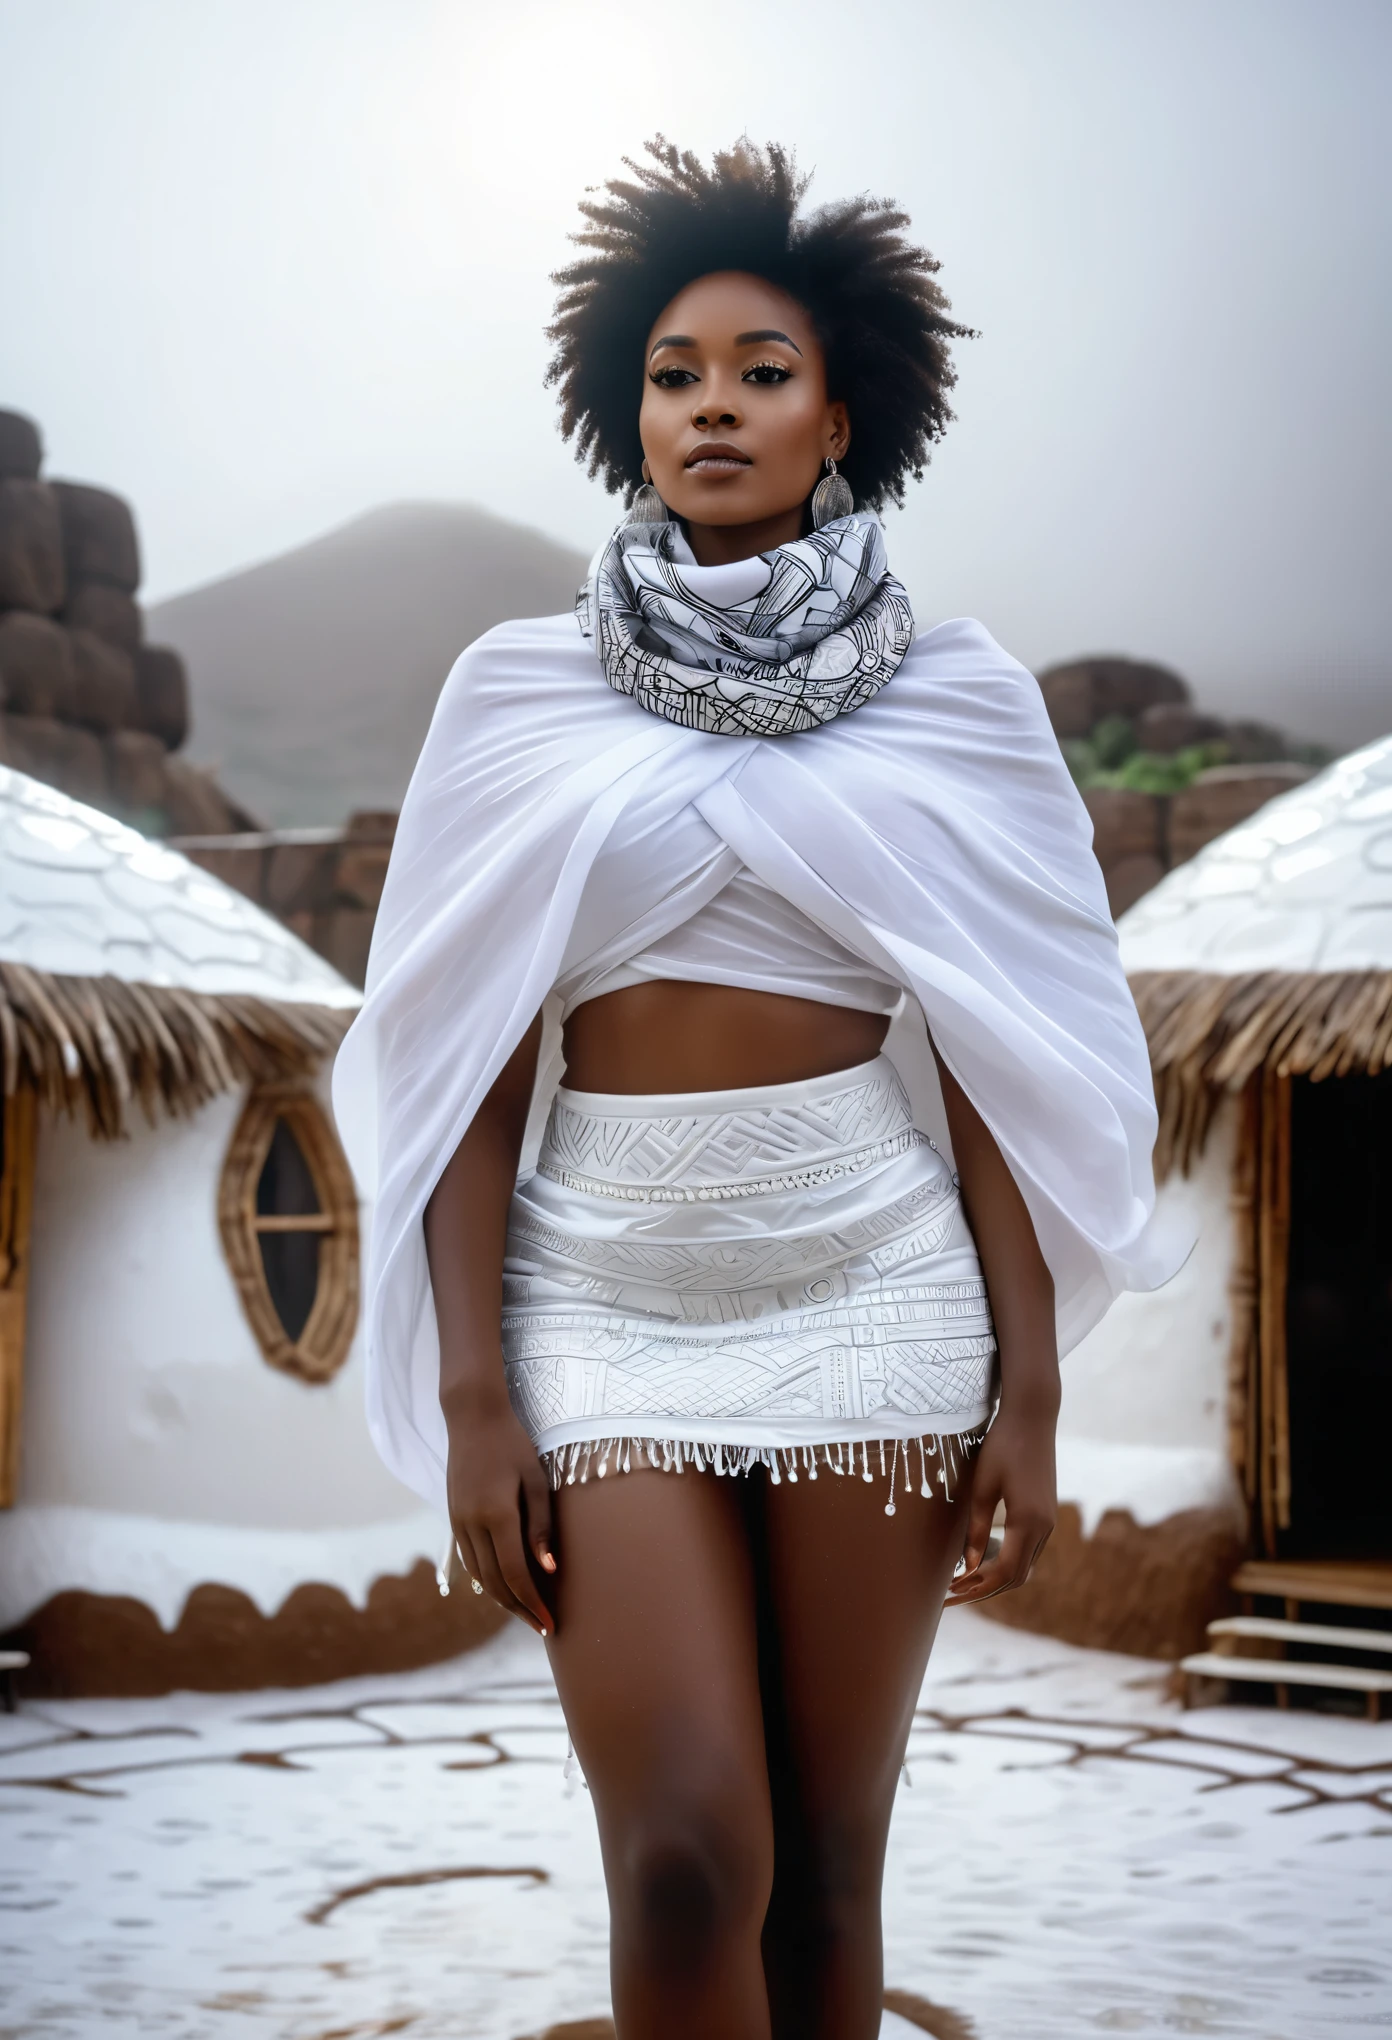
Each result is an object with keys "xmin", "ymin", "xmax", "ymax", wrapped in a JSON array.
[{"xmin": 334, "ymin": 140, "xmax": 1175, "ymax": 2040}]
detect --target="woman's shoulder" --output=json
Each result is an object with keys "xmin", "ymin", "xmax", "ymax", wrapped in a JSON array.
[
  {"xmin": 454, "ymin": 608, "xmax": 589, "ymax": 665},
  {"xmin": 906, "ymin": 616, "xmax": 1035, "ymax": 685},
  {"xmin": 880, "ymin": 617, "xmax": 1053, "ymax": 740},
  {"xmin": 435, "ymin": 608, "xmax": 598, "ymax": 711}
]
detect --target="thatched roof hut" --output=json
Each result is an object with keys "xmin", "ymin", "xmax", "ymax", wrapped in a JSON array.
[
  {"xmin": 984, "ymin": 734, "xmax": 1392, "ymax": 1659},
  {"xmin": 1125, "ymin": 735, "xmax": 1392, "ymax": 1179},
  {"xmin": 0, "ymin": 768, "xmax": 496, "ymax": 1695},
  {"xmin": 0, "ymin": 766, "xmax": 356, "ymax": 1138}
]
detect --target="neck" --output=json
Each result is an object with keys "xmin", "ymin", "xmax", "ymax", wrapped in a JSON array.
[{"xmin": 681, "ymin": 504, "xmax": 806, "ymax": 567}]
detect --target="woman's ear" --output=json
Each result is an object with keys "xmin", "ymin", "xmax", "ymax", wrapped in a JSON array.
[{"xmin": 828, "ymin": 401, "xmax": 851, "ymax": 462}]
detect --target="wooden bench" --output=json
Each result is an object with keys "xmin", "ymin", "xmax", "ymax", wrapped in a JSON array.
[
  {"xmin": 1183, "ymin": 1610, "xmax": 1392, "ymax": 1721},
  {"xmin": 1232, "ymin": 1559, "xmax": 1392, "ymax": 1618}
]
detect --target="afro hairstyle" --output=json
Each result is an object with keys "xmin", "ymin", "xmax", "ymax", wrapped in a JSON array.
[{"xmin": 546, "ymin": 136, "xmax": 973, "ymax": 511}]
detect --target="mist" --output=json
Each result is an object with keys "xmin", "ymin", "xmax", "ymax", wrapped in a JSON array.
[{"xmin": 1, "ymin": 0, "xmax": 1388, "ymax": 749}]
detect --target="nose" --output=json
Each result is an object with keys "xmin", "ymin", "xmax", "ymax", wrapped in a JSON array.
[{"xmin": 691, "ymin": 382, "xmax": 742, "ymax": 431}]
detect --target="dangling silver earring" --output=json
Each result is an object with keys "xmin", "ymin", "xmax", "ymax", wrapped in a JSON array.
[
  {"xmin": 625, "ymin": 482, "xmax": 670, "ymax": 524},
  {"xmin": 811, "ymin": 457, "xmax": 854, "ymax": 530},
  {"xmin": 625, "ymin": 462, "xmax": 671, "ymax": 525}
]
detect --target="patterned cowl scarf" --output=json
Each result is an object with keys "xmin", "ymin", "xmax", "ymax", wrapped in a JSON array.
[{"xmin": 576, "ymin": 510, "xmax": 914, "ymax": 737}]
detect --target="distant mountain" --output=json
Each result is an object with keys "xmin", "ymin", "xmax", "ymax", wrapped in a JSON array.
[{"xmin": 147, "ymin": 502, "xmax": 589, "ymax": 826}]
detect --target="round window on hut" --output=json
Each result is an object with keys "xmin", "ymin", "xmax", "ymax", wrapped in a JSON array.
[{"xmin": 219, "ymin": 1087, "xmax": 360, "ymax": 1384}]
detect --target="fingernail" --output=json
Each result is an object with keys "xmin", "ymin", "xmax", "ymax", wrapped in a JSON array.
[{"xmin": 540, "ymin": 1550, "xmax": 557, "ymax": 1573}]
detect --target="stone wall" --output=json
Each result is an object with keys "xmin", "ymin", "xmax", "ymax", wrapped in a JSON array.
[
  {"xmin": 1038, "ymin": 654, "xmax": 1319, "ymax": 914},
  {"xmin": 174, "ymin": 812, "xmax": 396, "ymax": 988},
  {"xmin": 177, "ymin": 755, "xmax": 1313, "ymax": 991},
  {"xmin": 1085, "ymin": 763, "xmax": 1314, "ymax": 916},
  {"xmin": 0, "ymin": 408, "xmax": 254, "ymax": 836}
]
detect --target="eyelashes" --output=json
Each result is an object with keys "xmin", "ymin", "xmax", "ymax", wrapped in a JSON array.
[{"xmin": 647, "ymin": 361, "xmax": 795, "ymax": 389}]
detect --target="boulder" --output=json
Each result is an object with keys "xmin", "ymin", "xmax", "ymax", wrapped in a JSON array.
[
  {"xmin": 0, "ymin": 480, "xmax": 65, "ymax": 612},
  {"xmin": 1168, "ymin": 763, "xmax": 1314, "ymax": 867},
  {"xmin": 0, "ymin": 411, "xmax": 42, "ymax": 481},
  {"xmin": 62, "ymin": 578, "xmax": 142, "ymax": 654},
  {"xmin": 105, "ymin": 730, "xmax": 170, "ymax": 816},
  {"xmin": 1082, "ymin": 787, "xmax": 1164, "ymax": 867},
  {"xmin": 265, "ymin": 840, "xmax": 338, "ymax": 918},
  {"xmin": 0, "ymin": 713, "xmax": 107, "ymax": 808},
  {"xmin": 161, "ymin": 754, "xmax": 242, "ymax": 836},
  {"xmin": 335, "ymin": 842, "xmax": 391, "ymax": 911},
  {"xmin": 338, "ymin": 811, "xmax": 397, "ymax": 903},
  {"xmin": 1104, "ymin": 853, "xmax": 1165, "ymax": 918},
  {"xmin": 51, "ymin": 481, "xmax": 140, "ymax": 592},
  {"xmin": 1037, "ymin": 667, "xmax": 1096, "ymax": 740},
  {"xmin": 68, "ymin": 628, "xmax": 137, "ymax": 733},
  {"xmin": 1036, "ymin": 655, "xmax": 1189, "ymax": 735},
  {"xmin": 0, "ymin": 612, "xmax": 77, "ymax": 719},
  {"xmin": 345, "ymin": 808, "xmax": 398, "ymax": 845},
  {"xmin": 1221, "ymin": 719, "xmax": 1289, "ymax": 765},
  {"xmin": 1135, "ymin": 702, "xmax": 1226, "ymax": 754},
  {"xmin": 175, "ymin": 841, "xmax": 267, "ymax": 900},
  {"xmin": 312, "ymin": 905, "xmax": 376, "ymax": 988},
  {"xmin": 132, "ymin": 643, "xmax": 189, "ymax": 750}
]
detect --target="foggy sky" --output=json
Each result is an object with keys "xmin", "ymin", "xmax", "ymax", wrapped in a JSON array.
[{"xmin": 1, "ymin": 0, "xmax": 1388, "ymax": 748}]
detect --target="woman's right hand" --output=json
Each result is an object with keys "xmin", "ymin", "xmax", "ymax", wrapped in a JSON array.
[{"xmin": 445, "ymin": 1385, "xmax": 556, "ymax": 1638}]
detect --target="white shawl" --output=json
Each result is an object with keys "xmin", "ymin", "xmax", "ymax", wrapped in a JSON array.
[{"xmin": 333, "ymin": 610, "xmax": 1182, "ymax": 1511}]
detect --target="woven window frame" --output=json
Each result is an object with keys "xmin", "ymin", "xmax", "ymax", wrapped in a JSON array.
[{"xmin": 218, "ymin": 1084, "xmax": 360, "ymax": 1385}]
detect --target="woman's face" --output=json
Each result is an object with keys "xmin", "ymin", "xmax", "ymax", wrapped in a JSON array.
[{"xmin": 638, "ymin": 271, "xmax": 849, "ymax": 558}]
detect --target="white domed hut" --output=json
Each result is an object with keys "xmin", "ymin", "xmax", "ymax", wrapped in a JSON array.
[
  {"xmin": 989, "ymin": 734, "xmax": 1392, "ymax": 1658},
  {"xmin": 0, "ymin": 768, "xmax": 498, "ymax": 1694}
]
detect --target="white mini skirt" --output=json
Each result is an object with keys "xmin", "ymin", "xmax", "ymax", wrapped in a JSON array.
[{"xmin": 502, "ymin": 1056, "xmax": 996, "ymax": 1508}]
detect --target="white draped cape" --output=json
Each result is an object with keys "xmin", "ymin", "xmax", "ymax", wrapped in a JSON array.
[{"xmin": 333, "ymin": 611, "xmax": 1182, "ymax": 1511}]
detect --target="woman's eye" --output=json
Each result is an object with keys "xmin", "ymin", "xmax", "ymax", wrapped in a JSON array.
[
  {"xmin": 649, "ymin": 366, "xmax": 698, "ymax": 388},
  {"xmin": 743, "ymin": 362, "xmax": 793, "ymax": 384}
]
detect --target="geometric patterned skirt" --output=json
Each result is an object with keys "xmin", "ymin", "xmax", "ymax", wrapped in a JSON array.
[{"xmin": 502, "ymin": 1056, "xmax": 995, "ymax": 1509}]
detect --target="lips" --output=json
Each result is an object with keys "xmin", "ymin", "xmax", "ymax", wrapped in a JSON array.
[{"xmin": 685, "ymin": 441, "xmax": 752, "ymax": 472}]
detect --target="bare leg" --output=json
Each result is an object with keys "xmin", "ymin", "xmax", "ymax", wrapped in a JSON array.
[
  {"xmin": 755, "ymin": 1453, "xmax": 974, "ymax": 2040},
  {"xmin": 546, "ymin": 1469, "xmax": 774, "ymax": 2040}
]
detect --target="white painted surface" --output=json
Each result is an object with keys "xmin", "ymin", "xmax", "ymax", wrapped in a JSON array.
[
  {"xmin": 0, "ymin": 1502, "xmax": 442, "ymax": 1633},
  {"xmin": 1, "ymin": 1614, "xmax": 1386, "ymax": 2039},
  {"xmin": 0, "ymin": 764, "xmax": 358, "ymax": 1003},
  {"xmin": 1055, "ymin": 1438, "xmax": 1242, "ymax": 1535},
  {"xmin": 0, "ymin": 1084, "xmax": 437, "ymax": 1629},
  {"xmin": 1119, "ymin": 731, "xmax": 1392, "ymax": 973},
  {"xmin": 1056, "ymin": 1096, "xmax": 1243, "ymax": 1529}
]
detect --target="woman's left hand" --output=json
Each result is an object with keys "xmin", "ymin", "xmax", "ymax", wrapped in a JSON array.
[{"xmin": 946, "ymin": 1400, "xmax": 1057, "ymax": 1604}]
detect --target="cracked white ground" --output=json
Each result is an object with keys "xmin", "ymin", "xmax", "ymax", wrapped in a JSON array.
[{"xmin": 1, "ymin": 1608, "xmax": 1388, "ymax": 2040}]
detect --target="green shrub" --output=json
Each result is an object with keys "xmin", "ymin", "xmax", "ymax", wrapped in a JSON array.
[
  {"xmin": 1085, "ymin": 741, "xmax": 1231, "ymax": 795},
  {"xmin": 1090, "ymin": 714, "xmax": 1136, "ymax": 769}
]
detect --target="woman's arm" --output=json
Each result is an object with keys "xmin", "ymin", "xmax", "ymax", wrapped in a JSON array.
[
  {"xmin": 933, "ymin": 1049, "xmax": 1059, "ymax": 1602},
  {"xmin": 423, "ymin": 1012, "xmax": 555, "ymax": 1637}
]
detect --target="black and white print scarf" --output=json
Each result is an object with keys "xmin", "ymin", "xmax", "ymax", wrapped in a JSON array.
[{"xmin": 576, "ymin": 511, "xmax": 914, "ymax": 737}]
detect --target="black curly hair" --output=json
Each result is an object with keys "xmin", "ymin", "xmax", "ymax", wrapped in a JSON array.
[{"xmin": 546, "ymin": 137, "xmax": 973, "ymax": 512}]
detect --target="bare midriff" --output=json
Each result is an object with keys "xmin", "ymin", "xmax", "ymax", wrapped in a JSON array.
[{"xmin": 560, "ymin": 980, "xmax": 890, "ymax": 1095}]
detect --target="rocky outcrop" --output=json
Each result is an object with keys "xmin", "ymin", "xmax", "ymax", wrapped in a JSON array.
[
  {"xmin": 1037, "ymin": 652, "xmax": 1327, "ymax": 916},
  {"xmin": 0, "ymin": 407, "xmax": 255, "ymax": 835}
]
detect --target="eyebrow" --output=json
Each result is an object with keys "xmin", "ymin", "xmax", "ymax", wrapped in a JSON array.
[
  {"xmin": 648, "ymin": 328, "xmax": 805, "ymax": 359},
  {"xmin": 735, "ymin": 328, "xmax": 803, "ymax": 355}
]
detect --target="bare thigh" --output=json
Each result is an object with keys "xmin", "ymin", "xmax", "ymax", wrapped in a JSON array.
[
  {"xmin": 756, "ymin": 1455, "xmax": 975, "ymax": 2037},
  {"xmin": 546, "ymin": 1468, "xmax": 774, "ymax": 2039}
]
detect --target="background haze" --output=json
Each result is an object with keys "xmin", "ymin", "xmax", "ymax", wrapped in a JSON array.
[{"xmin": 2, "ymin": 0, "xmax": 1388, "ymax": 804}]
